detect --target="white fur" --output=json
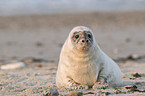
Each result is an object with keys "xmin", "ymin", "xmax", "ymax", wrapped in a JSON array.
[{"xmin": 56, "ymin": 26, "xmax": 122, "ymax": 88}]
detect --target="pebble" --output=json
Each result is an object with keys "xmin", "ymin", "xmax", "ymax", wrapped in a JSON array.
[
  {"xmin": 68, "ymin": 91, "xmax": 83, "ymax": 96},
  {"xmin": 0, "ymin": 62, "xmax": 25, "ymax": 70},
  {"xmin": 131, "ymin": 73, "xmax": 141, "ymax": 78},
  {"xmin": 43, "ymin": 88, "xmax": 59, "ymax": 96}
]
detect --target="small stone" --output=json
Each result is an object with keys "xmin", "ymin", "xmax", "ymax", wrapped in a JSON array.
[
  {"xmin": 37, "ymin": 64, "xmax": 43, "ymax": 68},
  {"xmin": 36, "ymin": 42, "xmax": 43, "ymax": 47},
  {"xmin": 127, "ymin": 54, "xmax": 140, "ymax": 60},
  {"xmin": 69, "ymin": 91, "xmax": 83, "ymax": 96},
  {"xmin": 22, "ymin": 57, "xmax": 48, "ymax": 63},
  {"xmin": 83, "ymin": 92, "xmax": 94, "ymax": 95},
  {"xmin": 136, "ymin": 41, "xmax": 144, "ymax": 45},
  {"xmin": 115, "ymin": 90, "xmax": 122, "ymax": 94},
  {"xmin": 22, "ymin": 58, "xmax": 34, "ymax": 63},
  {"xmin": 131, "ymin": 73, "xmax": 141, "ymax": 78},
  {"xmin": 125, "ymin": 38, "xmax": 131, "ymax": 43},
  {"xmin": 43, "ymin": 88, "xmax": 59, "ymax": 96},
  {"xmin": 0, "ymin": 62, "xmax": 25, "ymax": 70},
  {"xmin": 95, "ymin": 91, "xmax": 103, "ymax": 95},
  {"xmin": 125, "ymin": 85, "xmax": 138, "ymax": 91}
]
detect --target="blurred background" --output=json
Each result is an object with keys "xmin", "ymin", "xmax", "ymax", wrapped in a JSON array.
[{"xmin": 0, "ymin": 0, "xmax": 145, "ymax": 63}]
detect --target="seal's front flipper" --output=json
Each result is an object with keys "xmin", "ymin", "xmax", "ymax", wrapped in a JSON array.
[
  {"xmin": 67, "ymin": 78, "xmax": 79, "ymax": 86},
  {"xmin": 70, "ymin": 85, "xmax": 89, "ymax": 90},
  {"xmin": 93, "ymin": 83, "xmax": 109, "ymax": 89},
  {"xmin": 93, "ymin": 76, "xmax": 109, "ymax": 89},
  {"xmin": 66, "ymin": 78, "xmax": 89, "ymax": 90}
]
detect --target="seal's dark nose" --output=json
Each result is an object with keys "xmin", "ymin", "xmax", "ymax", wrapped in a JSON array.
[
  {"xmin": 82, "ymin": 40, "xmax": 85, "ymax": 42},
  {"xmin": 86, "ymin": 40, "xmax": 89, "ymax": 42},
  {"xmin": 81, "ymin": 39, "xmax": 89, "ymax": 43}
]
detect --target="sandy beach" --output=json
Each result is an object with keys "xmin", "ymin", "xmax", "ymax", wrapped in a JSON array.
[{"xmin": 0, "ymin": 11, "xmax": 145, "ymax": 95}]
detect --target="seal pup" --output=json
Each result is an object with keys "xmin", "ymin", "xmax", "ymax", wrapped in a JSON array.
[{"xmin": 56, "ymin": 26, "xmax": 122, "ymax": 89}]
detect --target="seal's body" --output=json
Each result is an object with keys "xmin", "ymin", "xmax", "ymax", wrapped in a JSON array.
[{"xmin": 56, "ymin": 26, "xmax": 122, "ymax": 88}]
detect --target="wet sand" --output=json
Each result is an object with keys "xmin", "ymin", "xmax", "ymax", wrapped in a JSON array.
[{"xmin": 0, "ymin": 11, "xmax": 145, "ymax": 95}]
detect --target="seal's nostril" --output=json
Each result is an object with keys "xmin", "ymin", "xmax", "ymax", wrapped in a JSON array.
[
  {"xmin": 86, "ymin": 40, "xmax": 88, "ymax": 42},
  {"xmin": 82, "ymin": 40, "xmax": 85, "ymax": 42}
]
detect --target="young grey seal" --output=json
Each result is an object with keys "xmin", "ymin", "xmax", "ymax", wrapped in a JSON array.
[{"xmin": 56, "ymin": 26, "xmax": 122, "ymax": 89}]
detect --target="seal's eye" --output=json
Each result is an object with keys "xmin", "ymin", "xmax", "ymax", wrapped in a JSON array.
[
  {"xmin": 75, "ymin": 35, "xmax": 79, "ymax": 39},
  {"xmin": 88, "ymin": 34, "xmax": 92, "ymax": 38}
]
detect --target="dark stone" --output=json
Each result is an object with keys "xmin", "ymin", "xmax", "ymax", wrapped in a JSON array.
[{"xmin": 43, "ymin": 88, "xmax": 59, "ymax": 96}]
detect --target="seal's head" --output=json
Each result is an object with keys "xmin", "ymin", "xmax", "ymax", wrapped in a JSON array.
[{"xmin": 68, "ymin": 26, "xmax": 94, "ymax": 51}]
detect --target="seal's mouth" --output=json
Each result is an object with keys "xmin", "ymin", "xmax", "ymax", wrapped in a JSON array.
[
  {"xmin": 82, "ymin": 46, "xmax": 89, "ymax": 51},
  {"xmin": 77, "ymin": 42, "xmax": 91, "ymax": 51}
]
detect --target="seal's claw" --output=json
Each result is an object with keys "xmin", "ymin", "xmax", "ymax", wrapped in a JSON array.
[
  {"xmin": 93, "ymin": 83, "xmax": 109, "ymax": 89},
  {"xmin": 71, "ymin": 85, "xmax": 89, "ymax": 90}
]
